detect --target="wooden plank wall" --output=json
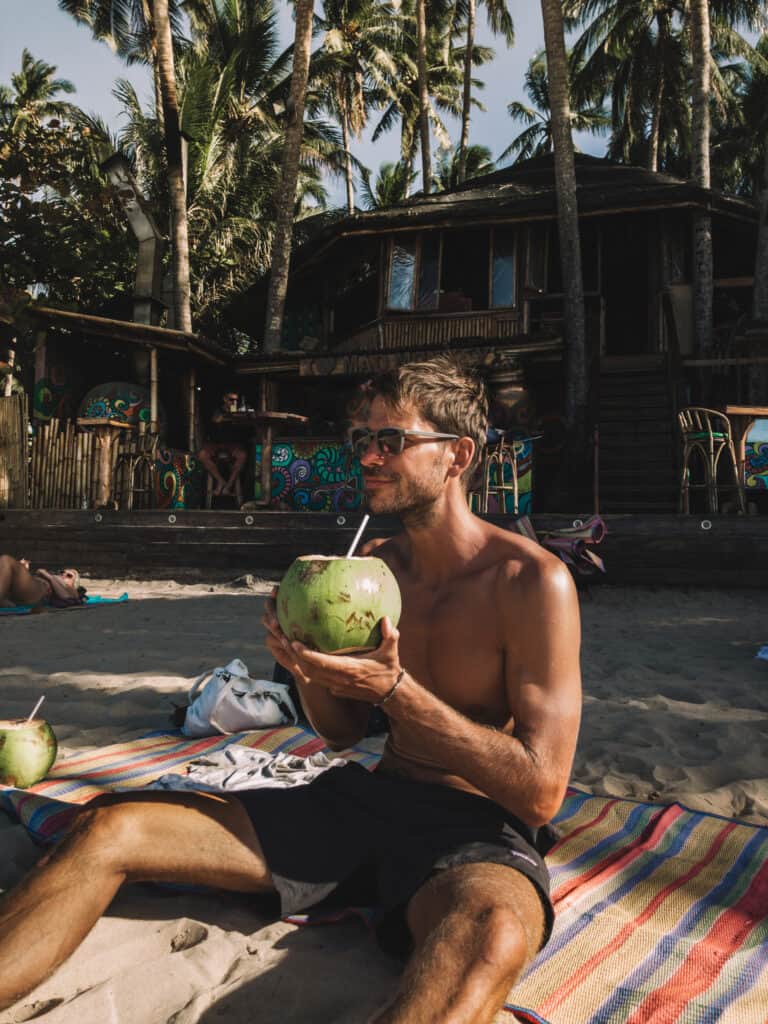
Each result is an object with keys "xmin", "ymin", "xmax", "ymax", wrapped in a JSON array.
[
  {"xmin": 0, "ymin": 394, "xmax": 28, "ymax": 509},
  {"xmin": 0, "ymin": 510, "xmax": 766, "ymax": 586}
]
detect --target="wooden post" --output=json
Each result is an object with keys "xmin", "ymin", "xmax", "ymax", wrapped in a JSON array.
[
  {"xmin": 187, "ymin": 366, "xmax": 196, "ymax": 451},
  {"xmin": 149, "ymin": 347, "xmax": 159, "ymax": 434}
]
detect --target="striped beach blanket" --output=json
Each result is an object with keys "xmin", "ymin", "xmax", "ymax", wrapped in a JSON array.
[
  {"xmin": 2, "ymin": 729, "xmax": 767, "ymax": 1024},
  {"xmin": 509, "ymin": 790, "xmax": 768, "ymax": 1024}
]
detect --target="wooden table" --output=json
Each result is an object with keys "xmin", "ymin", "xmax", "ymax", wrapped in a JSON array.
[
  {"xmin": 216, "ymin": 411, "xmax": 309, "ymax": 505},
  {"xmin": 76, "ymin": 418, "xmax": 133, "ymax": 508},
  {"xmin": 721, "ymin": 405, "xmax": 768, "ymax": 487}
]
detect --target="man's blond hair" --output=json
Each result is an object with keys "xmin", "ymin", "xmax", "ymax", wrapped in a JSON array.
[{"xmin": 354, "ymin": 356, "xmax": 489, "ymax": 482}]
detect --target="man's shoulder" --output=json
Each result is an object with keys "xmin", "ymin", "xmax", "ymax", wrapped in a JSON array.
[{"xmin": 487, "ymin": 525, "xmax": 573, "ymax": 598}]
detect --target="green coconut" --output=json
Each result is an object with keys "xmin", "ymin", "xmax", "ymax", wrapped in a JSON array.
[
  {"xmin": 277, "ymin": 555, "xmax": 402, "ymax": 654},
  {"xmin": 0, "ymin": 719, "xmax": 58, "ymax": 788}
]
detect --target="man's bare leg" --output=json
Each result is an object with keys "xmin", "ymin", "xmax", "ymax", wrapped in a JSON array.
[
  {"xmin": 0, "ymin": 791, "xmax": 274, "ymax": 1011},
  {"xmin": 0, "ymin": 555, "xmax": 49, "ymax": 606},
  {"xmin": 223, "ymin": 447, "xmax": 247, "ymax": 495},
  {"xmin": 197, "ymin": 447, "xmax": 228, "ymax": 495},
  {"xmin": 372, "ymin": 863, "xmax": 546, "ymax": 1024}
]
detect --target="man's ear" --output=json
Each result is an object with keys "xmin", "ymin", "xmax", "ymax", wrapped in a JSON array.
[{"xmin": 447, "ymin": 437, "xmax": 475, "ymax": 478}]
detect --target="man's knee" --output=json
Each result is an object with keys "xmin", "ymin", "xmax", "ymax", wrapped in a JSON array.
[
  {"xmin": 56, "ymin": 797, "xmax": 152, "ymax": 872},
  {"xmin": 470, "ymin": 903, "xmax": 533, "ymax": 972},
  {"xmin": 409, "ymin": 865, "xmax": 545, "ymax": 970}
]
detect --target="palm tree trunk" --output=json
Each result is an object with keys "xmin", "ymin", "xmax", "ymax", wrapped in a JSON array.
[
  {"xmin": 457, "ymin": 0, "xmax": 475, "ymax": 185},
  {"xmin": 690, "ymin": 0, "xmax": 713, "ymax": 356},
  {"xmin": 752, "ymin": 139, "xmax": 768, "ymax": 320},
  {"xmin": 152, "ymin": 0, "xmax": 191, "ymax": 333},
  {"xmin": 340, "ymin": 95, "xmax": 355, "ymax": 214},
  {"xmin": 539, "ymin": 0, "xmax": 587, "ymax": 447},
  {"xmin": 263, "ymin": 0, "xmax": 315, "ymax": 352},
  {"xmin": 416, "ymin": 0, "xmax": 432, "ymax": 194},
  {"xmin": 647, "ymin": 10, "xmax": 668, "ymax": 173}
]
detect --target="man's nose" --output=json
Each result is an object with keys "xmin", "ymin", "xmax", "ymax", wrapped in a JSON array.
[{"xmin": 358, "ymin": 442, "xmax": 384, "ymax": 466}]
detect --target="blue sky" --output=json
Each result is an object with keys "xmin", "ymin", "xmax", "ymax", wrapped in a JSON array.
[{"xmin": 0, "ymin": 1, "xmax": 605, "ymax": 205}]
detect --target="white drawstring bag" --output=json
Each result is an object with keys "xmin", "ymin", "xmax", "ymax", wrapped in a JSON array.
[{"xmin": 181, "ymin": 658, "xmax": 299, "ymax": 737}]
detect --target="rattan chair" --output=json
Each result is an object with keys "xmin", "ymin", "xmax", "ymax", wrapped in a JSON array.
[
  {"xmin": 677, "ymin": 407, "xmax": 745, "ymax": 514},
  {"xmin": 473, "ymin": 431, "xmax": 524, "ymax": 515},
  {"xmin": 115, "ymin": 430, "xmax": 160, "ymax": 511}
]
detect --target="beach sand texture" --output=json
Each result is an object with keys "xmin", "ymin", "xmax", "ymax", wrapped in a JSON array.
[{"xmin": 0, "ymin": 580, "xmax": 766, "ymax": 1023}]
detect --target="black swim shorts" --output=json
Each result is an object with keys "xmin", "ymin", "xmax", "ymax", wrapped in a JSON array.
[{"xmin": 235, "ymin": 761, "xmax": 555, "ymax": 958}]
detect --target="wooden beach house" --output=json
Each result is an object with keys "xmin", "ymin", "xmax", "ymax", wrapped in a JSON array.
[{"xmin": 2, "ymin": 154, "xmax": 767, "ymax": 584}]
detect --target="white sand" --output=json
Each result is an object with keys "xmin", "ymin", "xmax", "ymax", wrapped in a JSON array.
[{"xmin": 0, "ymin": 580, "xmax": 766, "ymax": 1022}]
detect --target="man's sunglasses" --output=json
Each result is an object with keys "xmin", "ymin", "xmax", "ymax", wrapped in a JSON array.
[{"xmin": 347, "ymin": 427, "xmax": 459, "ymax": 458}]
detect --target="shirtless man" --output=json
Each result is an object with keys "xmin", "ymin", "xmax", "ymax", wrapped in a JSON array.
[
  {"xmin": 197, "ymin": 392, "xmax": 248, "ymax": 497},
  {"xmin": 0, "ymin": 555, "xmax": 82, "ymax": 608},
  {"xmin": 0, "ymin": 357, "xmax": 581, "ymax": 1023}
]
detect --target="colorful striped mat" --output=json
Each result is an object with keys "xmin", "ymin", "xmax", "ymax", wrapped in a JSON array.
[
  {"xmin": 509, "ymin": 790, "xmax": 768, "ymax": 1024},
  {"xmin": 2, "ymin": 728, "xmax": 767, "ymax": 1024}
]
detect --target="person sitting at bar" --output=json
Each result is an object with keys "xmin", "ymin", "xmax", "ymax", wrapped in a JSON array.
[
  {"xmin": 197, "ymin": 392, "xmax": 248, "ymax": 499},
  {"xmin": 0, "ymin": 556, "xmax": 85, "ymax": 608}
]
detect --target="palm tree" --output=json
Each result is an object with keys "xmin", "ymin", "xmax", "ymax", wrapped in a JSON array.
[
  {"xmin": 152, "ymin": 0, "xmax": 191, "ymax": 331},
  {"xmin": 315, "ymin": 0, "xmax": 401, "ymax": 213},
  {"xmin": 416, "ymin": 0, "xmax": 432, "ymax": 192},
  {"xmin": 371, "ymin": 6, "xmax": 465, "ymax": 194},
  {"xmin": 59, "ymin": 0, "xmax": 192, "ymax": 330},
  {"xmin": 501, "ymin": 50, "xmax": 608, "ymax": 164},
  {"xmin": 433, "ymin": 141, "xmax": 493, "ymax": 189},
  {"xmin": 263, "ymin": 0, "xmax": 316, "ymax": 352},
  {"xmin": 539, "ymin": 0, "xmax": 587, "ymax": 464},
  {"xmin": 0, "ymin": 50, "xmax": 77, "ymax": 136},
  {"xmin": 690, "ymin": 0, "xmax": 712, "ymax": 355},
  {"xmin": 359, "ymin": 160, "xmax": 417, "ymax": 208},
  {"xmin": 456, "ymin": 0, "xmax": 513, "ymax": 183},
  {"xmin": 58, "ymin": 0, "xmax": 183, "ymax": 125},
  {"xmin": 566, "ymin": 0, "xmax": 764, "ymax": 174},
  {"xmin": 103, "ymin": 2, "xmax": 339, "ymax": 340}
]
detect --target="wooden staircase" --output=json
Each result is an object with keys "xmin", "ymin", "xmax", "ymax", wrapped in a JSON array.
[{"xmin": 597, "ymin": 356, "xmax": 679, "ymax": 512}]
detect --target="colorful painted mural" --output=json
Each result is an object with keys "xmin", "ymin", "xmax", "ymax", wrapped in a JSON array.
[
  {"xmin": 78, "ymin": 381, "xmax": 166, "ymax": 434},
  {"xmin": 252, "ymin": 435, "xmax": 533, "ymax": 513},
  {"xmin": 253, "ymin": 439, "xmax": 363, "ymax": 512},
  {"xmin": 155, "ymin": 448, "xmax": 204, "ymax": 509},
  {"xmin": 745, "ymin": 441, "xmax": 768, "ymax": 491}
]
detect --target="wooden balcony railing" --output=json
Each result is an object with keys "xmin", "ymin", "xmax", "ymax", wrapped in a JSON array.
[{"xmin": 337, "ymin": 310, "xmax": 524, "ymax": 352}]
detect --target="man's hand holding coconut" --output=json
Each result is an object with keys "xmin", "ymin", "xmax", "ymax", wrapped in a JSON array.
[{"xmin": 0, "ymin": 357, "xmax": 581, "ymax": 1024}]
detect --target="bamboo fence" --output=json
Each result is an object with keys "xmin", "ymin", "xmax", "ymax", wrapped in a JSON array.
[
  {"xmin": 0, "ymin": 393, "xmax": 29, "ymax": 509},
  {"xmin": 28, "ymin": 417, "xmax": 101, "ymax": 509}
]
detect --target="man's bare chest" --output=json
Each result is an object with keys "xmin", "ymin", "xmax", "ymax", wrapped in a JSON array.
[{"xmin": 395, "ymin": 578, "xmax": 507, "ymax": 723}]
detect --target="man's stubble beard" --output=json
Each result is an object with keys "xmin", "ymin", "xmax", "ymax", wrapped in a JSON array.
[{"xmin": 364, "ymin": 458, "xmax": 447, "ymax": 526}]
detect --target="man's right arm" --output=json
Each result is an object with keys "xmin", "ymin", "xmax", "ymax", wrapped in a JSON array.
[
  {"xmin": 262, "ymin": 596, "xmax": 370, "ymax": 749},
  {"xmin": 294, "ymin": 678, "xmax": 371, "ymax": 751}
]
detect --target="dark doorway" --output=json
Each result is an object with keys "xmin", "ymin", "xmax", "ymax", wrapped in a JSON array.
[{"xmin": 602, "ymin": 217, "xmax": 652, "ymax": 355}]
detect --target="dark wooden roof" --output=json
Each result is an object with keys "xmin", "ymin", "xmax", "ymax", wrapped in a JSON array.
[
  {"xmin": 292, "ymin": 154, "xmax": 758, "ymax": 268},
  {"xmin": 30, "ymin": 306, "xmax": 231, "ymax": 364}
]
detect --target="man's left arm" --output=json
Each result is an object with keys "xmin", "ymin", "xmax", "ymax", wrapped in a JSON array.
[
  {"xmin": 386, "ymin": 559, "xmax": 581, "ymax": 826},
  {"xmin": 290, "ymin": 558, "xmax": 582, "ymax": 828}
]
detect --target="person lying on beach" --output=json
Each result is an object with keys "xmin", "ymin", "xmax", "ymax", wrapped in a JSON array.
[
  {"xmin": 0, "ymin": 555, "xmax": 84, "ymax": 608},
  {"xmin": 0, "ymin": 357, "xmax": 582, "ymax": 1023}
]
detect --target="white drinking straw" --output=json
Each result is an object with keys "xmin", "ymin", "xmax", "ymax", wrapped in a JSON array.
[
  {"xmin": 26, "ymin": 695, "xmax": 45, "ymax": 723},
  {"xmin": 345, "ymin": 514, "xmax": 371, "ymax": 558}
]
